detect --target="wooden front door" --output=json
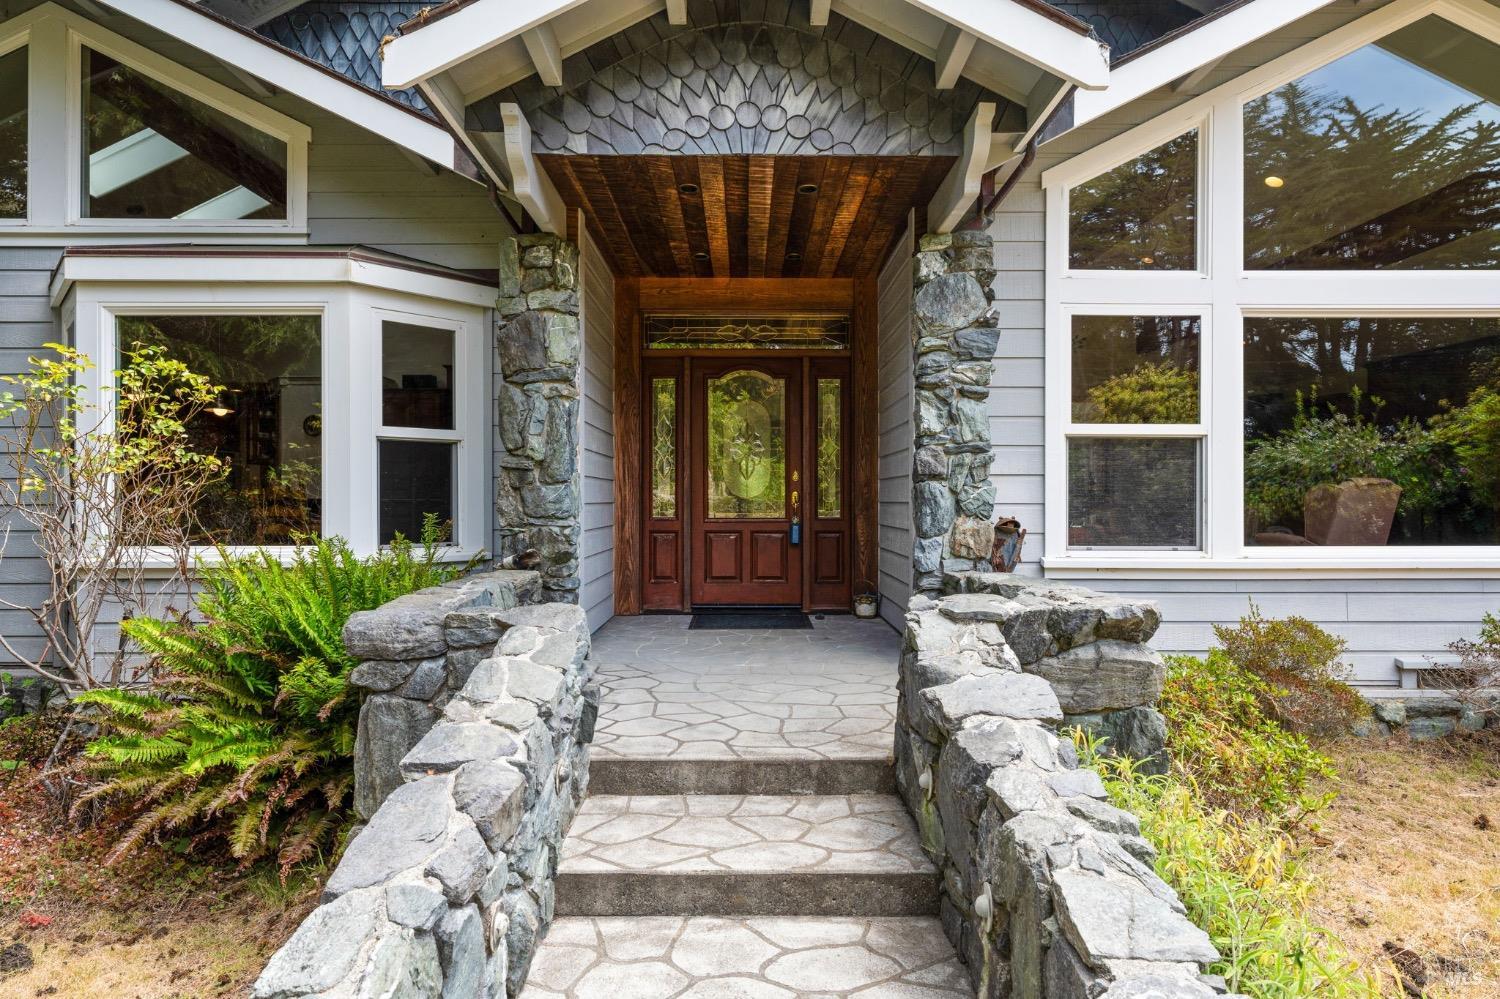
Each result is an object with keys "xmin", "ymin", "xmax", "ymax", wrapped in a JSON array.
[{"xmin": 690, "ymin": 357, "xmax": 803, "ymax": 605}]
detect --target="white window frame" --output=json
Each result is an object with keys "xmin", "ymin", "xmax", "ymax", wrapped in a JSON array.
[
  {"xmin": 60, "ymin": 257, "xmax": 491, "ymax": 563},
  {"xmin": 1042, "ymin": 0, "xmax": 1500, "ymax": 574},
  {"xmin": 0, "ymin": 3, "xmax": 309, "ymax": 240},
  {"xmin": 369, "ymin": 306, "xmax": 481, "ymax": 551}
]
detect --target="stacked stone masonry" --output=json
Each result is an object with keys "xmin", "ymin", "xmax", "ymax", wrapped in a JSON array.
[
  {"xmin": 910, "ymin": 230, "xmax": 1001, "ymax": 597},
  {"xmin": 253, "ymin": 570, "xmax": 599, "ymax": 998},
  {"xmin": 896, "ymin": 572, "xmax": 1239, "ymax": 999},
  {"xmin": 497, "ymin": 234, "xmax": 585, "ymax": 603}
]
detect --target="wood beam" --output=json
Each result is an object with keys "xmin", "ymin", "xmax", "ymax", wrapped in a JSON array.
[
  {"xmin": 665, "ymin": 0, "xmax": 687, "ymax": 24},
  {"xmin": 638, "ymin": 277, "xmax": 853, "ymax": 312},
  {"xmin": 852, "ymin": 274, "xmax": 878, "ymax": 599},
  {"xmin": 613, "ymin": 277, "xmax": 642, "ymax": 616},
  {"xmin": 499, "ymin": 103, "xmax": 567, "ymax": 234},
  {"xmin": 933, "ymin": 23, "xmax": 976, "ymax": 90},
  {"xmin": 809, "ymin": 0, "xmax": 830, "ymax": 27},
  {"xmin": 927, "ymin": 101, "xmax": 994, "ymax": 233},
  {"xmin": 521, "ymin": 23, "xmax": 564, "ymax": 87},
  {"xmin": 423, "ymin": 71, "xmax": 509, "ymax": 190}
]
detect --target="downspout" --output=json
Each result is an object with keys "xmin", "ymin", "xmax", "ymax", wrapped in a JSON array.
[{"xmin": 965, "ymin": 82, "xmax": 1075, "ymax": 224}]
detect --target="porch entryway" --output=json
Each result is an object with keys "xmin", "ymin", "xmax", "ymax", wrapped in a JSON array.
[{"xmin": 520, "ymin": 614, "xmax": 973, "ymax": 997}]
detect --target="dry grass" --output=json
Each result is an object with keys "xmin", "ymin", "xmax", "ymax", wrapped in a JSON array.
[
  {"xmin": 1304, "ymin": 732, "xmax": 1500, "ymax": 998},
  {"xmin": 0, "ymin": 712, "xmax": 324, "ymax": 999}
]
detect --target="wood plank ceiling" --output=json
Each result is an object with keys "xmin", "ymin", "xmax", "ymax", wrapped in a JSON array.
[{"xmin": 541, "ymin": 154, "xmax": 955, "ymax": 278}]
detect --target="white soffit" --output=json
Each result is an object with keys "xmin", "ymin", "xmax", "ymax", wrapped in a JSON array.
[
  {"xmin": 1072, "ymin": 0, "xmax": 1340, "ymax": 126},
  {"xmin": 382, "ymin": 0, "xmax": 1108, "ymax": 100},
  {"xmin": 102, "ymin": 0, "xmax": 458, "ymax": 166}
]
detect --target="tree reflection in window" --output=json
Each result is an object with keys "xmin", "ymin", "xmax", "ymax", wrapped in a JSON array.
[
  {"xmin": 0, "ymin": 47, "xmax": 26, "ymax": 219},
  {"xmin": 1244, "ymin": 16, "xmax": 1500, "ymax": 269},
  {"xmin": 651, "ymin": 377, "xmax": 676, "ymax": 519},
  {"xmin": 118, "ymin": 314, "xmax": 321, "ymax": 544},
  {"xmin": 1069, "ymin": 130, "xmax": 1198, "ymax": 270}
]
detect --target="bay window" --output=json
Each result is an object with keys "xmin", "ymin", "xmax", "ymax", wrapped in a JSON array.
[
  {"xmin": 1045, "ymin": 0, "xmax": 1500, "ymax": 566},
  {"xmin": 59, "ymin": 252, "xmax": 491, "ymax": 558}
]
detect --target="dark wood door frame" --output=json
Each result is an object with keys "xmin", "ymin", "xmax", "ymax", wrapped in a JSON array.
[{"xmin": 613, "ymin": 277, "xmax": 877, "ymax": 615}]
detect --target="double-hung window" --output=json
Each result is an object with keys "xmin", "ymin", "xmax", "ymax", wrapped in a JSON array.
[{"xmin": 1045, "ymin": 0, "xmax": 1500, "ymax": 568}]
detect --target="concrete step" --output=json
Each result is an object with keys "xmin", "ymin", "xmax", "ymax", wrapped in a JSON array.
[
  {"xmin": 554, "ymin": 794, "xmax": 940, "ymax": 917},
  {"xmin": 521, "ymin": 916, "xmax": 972, "ymax": 997},
  {"xmin": 587, "ymin": 755, "xmax": 896, "ymax": 796}
]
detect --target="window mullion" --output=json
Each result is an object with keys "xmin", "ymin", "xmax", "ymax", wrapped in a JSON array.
[
  {"xmin": 1207, "ymin": 97, "xmax": 1244, "ymax": 562},
  {"xmin": 28, "ymin": 17, "xmax": 66, "ymax": 227}
]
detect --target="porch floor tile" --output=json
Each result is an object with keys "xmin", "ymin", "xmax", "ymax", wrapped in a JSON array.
[{"xmin": 588, "ymin": 615, "xmax": 903, "ymax": 761}]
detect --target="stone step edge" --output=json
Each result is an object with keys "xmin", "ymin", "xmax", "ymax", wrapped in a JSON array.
[
  {"xmin": 554, "ymin": 870, "xmax": 941, "ymax": 918},
  {"xmin": 586, "ymin": 757, "xmax": 896, "ymax": 796}
]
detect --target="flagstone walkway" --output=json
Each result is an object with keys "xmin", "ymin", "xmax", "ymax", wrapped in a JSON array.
[{"xmin": 522, "ymin": 614, "xmax": 972, "ymax": 999}]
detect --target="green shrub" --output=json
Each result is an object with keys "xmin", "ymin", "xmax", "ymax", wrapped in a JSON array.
[
  {"xmin": 1079, "ymin": 361, "xmax": 1199, "ymax": 424},
  {"xmin": 1212, "ymin": 605, "xmax": 1369, "ymax": 736},
  {"xmin": 1159, "ymin": 651, "xmax": 1336, "ymax": 819},
  {"xmin": 74, "ymin": 523, "xmax": 468, "ymax": 875},
  {"xmin": 1079, "ymin": 738, "xmax": 1379, "ymax": 999}
]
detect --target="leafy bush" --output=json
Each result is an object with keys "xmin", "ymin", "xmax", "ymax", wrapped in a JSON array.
[
  {"xmin": 1244, "ymin": 387, "xmax": 1455, "ymax": 531},
  {"xmin": 1159, "ymin": 652, "xmax": 1336, "ymax": 819},
  {"xmin": 1079, "ymin": 738, "xmax": 1380, "ymax": 999},
  {"xmin": 73, "ymin": 525, "xmax": 466, "ymax": 875},
  {"xmin": 1212, "ymin": 605, "xmax": 1369, "ymax": 736},
  {"xmin": 1079, "ymin": 361, "xmax": 1199, "ymax": 424}
]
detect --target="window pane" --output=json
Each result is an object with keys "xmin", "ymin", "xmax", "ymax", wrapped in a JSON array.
[
  {"xmin": 707, "ymin": 370, "xmax": 786, "ymax": 519},
  {"xmin": 1069, "ymin": 130, "xmax": 1197, "ymax": 270},
  {"xmin": 380, "ymin": 440, "xmax": 454, "ymax": 543},
  {"xmin": 1245, "ymin": 316, "xmax": 1500, "ymax": 546},
  {"xmin": 1071, "ymin": 316, "xmax": 1200, "ymax": 423},
  {"xmin": 816, "ymin": 378, "xmax": 842, "ymax": 519},
  {"xmin": 0, "ymin": 47, "xmax": 25, "ymax": 219},
  {"xmin": 650, "ymin": 377, "xmax": 677, "ymax": 519},
  {"xmin": 81, "ymin": 47, "xmax": 287, "ymax": 220},
  {"xmin": 383, "ymin": 321, "xmax": 453, "ymax": 429},
  {"xmin": 1244, "ymin": 17, "xmax": 1500, "ymax": 269},
  {"xmin": 646, "ymin": 315, "xmax": 850, "ymax": 349},
  {"xmin": 1068, "ymin": 438, "xmax": 1200, "ymax": 548},
  {"xmin": 119, "ymin": 315, "xmax": 321, "ymax": 545}
]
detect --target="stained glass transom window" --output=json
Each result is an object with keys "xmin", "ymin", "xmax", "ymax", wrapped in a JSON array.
[{"xmin": 645, "ymin": 315, "xmax": 850, "ymax": 350}]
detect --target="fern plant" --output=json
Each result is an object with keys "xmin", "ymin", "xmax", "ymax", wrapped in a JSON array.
[{"xmin": 73, "ymin": 519, "xmax": 469, "ymax": 876}]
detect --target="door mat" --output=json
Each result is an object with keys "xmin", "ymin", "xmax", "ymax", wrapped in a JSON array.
[{"xmin": 688, "ymin": 611, "xmax": 813, "ymax": 630}]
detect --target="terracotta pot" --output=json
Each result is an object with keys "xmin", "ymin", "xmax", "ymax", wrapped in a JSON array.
[{"xmin": 1303, "ymin": 477, "xmax": 1402, "ymax": 546}]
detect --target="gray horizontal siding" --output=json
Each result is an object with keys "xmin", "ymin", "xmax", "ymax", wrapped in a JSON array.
[
  {"xmin": 579, "ymin": 226, "xmax": 615, "ymax": 632},
  {"xmin": 877, "ymin": 219, "xmax": 914, "ymax": 630}
]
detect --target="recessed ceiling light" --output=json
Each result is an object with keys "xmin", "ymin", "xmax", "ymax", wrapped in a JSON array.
[
  {"xmin": 797, "ymin": 183, "xmax": 819, "ymax": 194},
  {"xmin": 693, "ymin": 251, "xmax": 710, "ymax": 262},
  {"xmin": 785, "ymin": 251, "xmax": 802, "ymax": 262},
  {"xmin": 679, "ymin": 182, "xmax": 700, "ymax": 195},
  {"xmin": 1139, "ymin": 256, "xmax": 1155, "ymax": 265},
  {"xmin": 1263, "ymin": 175, "xmax": 1284, "ymax": 188}
]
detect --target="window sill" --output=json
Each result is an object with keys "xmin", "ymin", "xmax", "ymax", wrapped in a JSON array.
[
  {"xmin": 133, "ymin": 545, "xmax": 488, "ymax": 576},
  {"xmin": 1043, "ymin": 553, "xmax": 1500, "ymax": 577}
]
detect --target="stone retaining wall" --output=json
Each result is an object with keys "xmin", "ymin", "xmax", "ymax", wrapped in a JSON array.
[
  {"xmin": 253, "ymin": 572, "xmax": 597, "ymax": 999},
  {"xmin": 896, "ymin": 573, "xmax": 1234, "ymax": 999},
  {"xmin": 1359, "ymin": 692, "xmax": 1499, "ymax": 740}
]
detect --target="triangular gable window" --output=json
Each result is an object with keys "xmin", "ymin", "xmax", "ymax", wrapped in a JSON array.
[
  {"xmin": 1067, "ymin": 129, "xmax": 1198, "ymax": 271},
  {"xmin": 81, "ymin": 45, "xmax": 288, "ymax": 220},
  {"xmin": 1244, "ymin": 15, "xmax": 1500, "ymax": 270}
]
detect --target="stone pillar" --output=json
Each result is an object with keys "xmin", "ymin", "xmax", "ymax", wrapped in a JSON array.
[
  {"xmin": 909, "ymin": 230, "xmax": 1000, "ymax": 598},
  {"xmin": 496, "ymin": 234, "xmax": 583, "ymax": 603}
]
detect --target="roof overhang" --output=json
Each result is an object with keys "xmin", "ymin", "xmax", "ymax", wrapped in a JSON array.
[
  {"xmin": 96, "ymin": 0, "xmax": 463, "ymax": 169},
  {"xmin": 382, "ymin": 0, "xmax": 1109, "ymax": 94},
  {"xmin": 1070, "ymin": 0, "xmax": 1340, "ymax": 127}
]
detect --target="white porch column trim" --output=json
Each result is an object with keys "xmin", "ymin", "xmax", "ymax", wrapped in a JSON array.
[
  {"xmin": 500, "ymin": 103, "xmax": 566, "ymax": 235},
  {"xmin": 927, "ymin": 101, "xmax": 994, "ymax": 233}
]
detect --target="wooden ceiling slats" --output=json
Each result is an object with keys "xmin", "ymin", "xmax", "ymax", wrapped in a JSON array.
[
  {"xmin": 538, "ymin": 153, "xmax": 955, "ymax": 279},
  {"xmin": 746, "ymin": 157, "xmax": 774, "ymax": 277}
]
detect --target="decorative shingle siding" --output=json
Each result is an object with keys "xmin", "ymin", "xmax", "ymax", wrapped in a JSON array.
[
  {"xmin": 257, "ymin": 2, "xmax": 428, "ymax": 111},
  {"xmin": 469, "ymin": 10, "xmax": 1006, "ymax": 156},
  {"xmin": 1048, "ymin": 0, "xmax": 1208, "ymax": 58}
]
